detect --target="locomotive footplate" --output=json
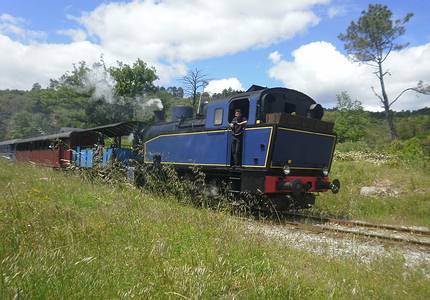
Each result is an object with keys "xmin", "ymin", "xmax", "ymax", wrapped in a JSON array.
[{"xmin": 265, "ymin": 175, "xmax": 340, "ymax": 194}]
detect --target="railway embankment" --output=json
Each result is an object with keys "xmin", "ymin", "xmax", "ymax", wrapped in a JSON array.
[{"xmin": 1, "ymin": 159, "xmax": 430, "ymax": 298}]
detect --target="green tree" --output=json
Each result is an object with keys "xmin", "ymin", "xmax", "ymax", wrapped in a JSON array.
[
  {"xmin": 8, "ymin": 111, "xmax": 51, "ymax": 138},
  {"xmin": 166, "ymin": 86, "xmax": 184, "ymax": 98},
  {"xmin": 338, "ymin": 4, "xmax": 429, "ymax": 140},
  {"xmin": 37, "ymin": 62, "xmax": 92, "ymax": 129},
  {"xmin": 334, "ymin": 91, "xmax": 368, "ymax": 142},
  {"xmin": 57, "ymin": 61, "xmax": 90, "ymax": 89},
  {"xmin": 107, "ymin": 59, "xmax": 159, "ymax": 122},
  {"xmin": 212, "ymin": 87, "xmax": 244, "ymax": 99},
  {"xmin": 0, "ymin": 58, "xmax": 161, "ymax": 139},
  {"xmin": 109, "ymin": 59, "xmax": 158, "ymax": 98},
  {"xmin": 396, "ymin": 114, "xmax": 430, "ymax": 140},
  {"xmin": 31, "ymin": 82, "xmax": 42, "ymax": 91},
  {"xmin": 0, "ymin": 90, "xmax": 36, "ymax": 139}
]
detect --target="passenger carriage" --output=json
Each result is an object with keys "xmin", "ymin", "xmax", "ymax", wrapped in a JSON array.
[{"xmin": 0, "ymin": 122, "xmax": 141, "ymax": 169}]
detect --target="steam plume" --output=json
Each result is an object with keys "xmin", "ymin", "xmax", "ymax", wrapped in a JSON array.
[
  {"xmin": 141, "ymin": 98, "xmax": 164, "ymax": 111},
  {"xmin": 77, "ymin": 63, "xmax": 116, "ymax": 103}
]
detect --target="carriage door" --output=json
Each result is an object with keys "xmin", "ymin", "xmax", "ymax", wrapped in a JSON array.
[{"xmin": 228, "ymin": 98, "xmax": 250, "ymax": 165}]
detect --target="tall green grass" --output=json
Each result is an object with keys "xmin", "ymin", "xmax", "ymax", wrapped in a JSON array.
[
  {"xmin": 313, "ymin": 160, "xmax": 430, "ymax": 226},
  {"xmin": 1, "ymin": 160, "xmax": 430, "ymax": 299}
]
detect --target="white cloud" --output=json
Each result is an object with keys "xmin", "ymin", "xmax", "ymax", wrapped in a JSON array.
[
  {"xmin": 268, "ymin": 41, "xmax": 430, "ymax": 111},
  {"xmin": 204, "ymin": 77, "xmax": 244, "ymax": 95},
  {"xmin": 0, "ymin": 0, "xmax": 329, "ymax": 89},
  {"xmin": 57, "ymin": 29, "xmax": 87, "ymax": 42},
  {"xmin": 268, "ymin": 51, "xmax": 282, "ymax": 63},
  {"xmin": 0, "ymin": 13, "xmax": 46, "ymax": 43},
  {"xmin": 327, "ymin": 5, "xmax": 347, "ymax": 18},
  {"xmin": 0, "ymin": 14, "xmax": 25, "ymax": 25},
  {"xmin": 79, "ymin": 0, "xmax": 326, "ymax": 62},
  {"xmin": 0, "ymin": 34, "xmax": 108, "ymax": 89}
]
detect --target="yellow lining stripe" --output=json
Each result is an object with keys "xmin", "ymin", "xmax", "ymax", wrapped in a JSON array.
[
  {"xmin": 278, "ymin": 127, "xmax": 335, "ymax": 138},
  {"xmin": 328, "ymin": 134, "xmax": 337, "ymax": 170},
  {"xmin": 144, "ymin": 126, "xmax": 274, "ymax": 167},
  {"xmin": 144, "ymin": 129, "xmax": 229, "ymax": 144},
  {"xmin": 145, "ymin": 161, "xmax": 228, "ymax": 167},
  {"xmin": 270, "ymin": 166, "xmax": 323, "ymax": 170},
  {"xmin": 244, "ymin": 126, "xmax": 272, "ymax": 131}
]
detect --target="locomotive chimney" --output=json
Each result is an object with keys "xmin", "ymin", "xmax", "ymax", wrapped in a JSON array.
[{"xmin": 153, "ymin": 110, "xmax": 165, "ymax": 123}]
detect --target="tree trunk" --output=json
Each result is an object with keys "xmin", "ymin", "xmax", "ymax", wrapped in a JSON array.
[
  {"xmin": 192, "ymin": 90, "xmax": 197, "ymax": 114},
  {"xmin": 378, "ymin": 62, "xmax": 398, "ymax": 140}
]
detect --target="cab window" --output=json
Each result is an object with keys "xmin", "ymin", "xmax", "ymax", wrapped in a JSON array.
[
  {"xmin": 228, "ymin": 98, "xmax": 249, "ymax": 122},
  {"xmin": 214, "ymin": 108, "xmax": 223, "ymax": 125}
]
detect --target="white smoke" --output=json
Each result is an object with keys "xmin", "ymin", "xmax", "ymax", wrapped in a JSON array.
[
  {"xmin": 80, "ymin": 63, "xmax": 116, "ymax": 103},
  {"xmin": 128, "ymin": 133, "xmax": 134, "ymax": 143},
  {"xmin": 141, "ymin": 98, "xmax": 164, "ymax": 111},
  {"xmin": 72, "ymin": 63, "xmax": 165, "ymax": 121},
  {"xmin": 133, "ymin": 97, "xmax": 164, "ymax": 121}
]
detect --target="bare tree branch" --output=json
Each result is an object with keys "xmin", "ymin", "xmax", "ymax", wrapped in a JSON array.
[
  {"xmin": 361, "ymin": 61, "xmax": 379, "ymax": 68},
  {"xmin": 389, "ymin": 84, "xmax": 430, "ymax": 107},
  {"xmin": 371, "ymin": 86, "xmax": 385, "ymax": 105},
  {"xmin": 181, "ymin": 68, "xmax": 209, "ymax": 112},
  {"xmin": 373, "ymin": 70, "xmax": 390, "ymax": 79},
  {"xmin": 381, "ymin": 43, "xmax": 393, "ymax": 63},
  {"xmin": 373, "ymin": 71, "xmax": 381, "ymax": 79}
]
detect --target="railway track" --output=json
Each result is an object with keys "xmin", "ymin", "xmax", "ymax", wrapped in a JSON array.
[{"xmin": 276, "ymin": 212, "xmax": 430, "ymax": 247}]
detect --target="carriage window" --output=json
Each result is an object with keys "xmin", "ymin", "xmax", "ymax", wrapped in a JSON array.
[{"xmin": 214, "ymin": 108, "xmax": 223, "ymax": 125}]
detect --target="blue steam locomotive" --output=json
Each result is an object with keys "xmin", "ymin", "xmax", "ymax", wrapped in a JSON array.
[{"xmin": 141, "ymin": 85, "xmax": 340, "ymax": 208}]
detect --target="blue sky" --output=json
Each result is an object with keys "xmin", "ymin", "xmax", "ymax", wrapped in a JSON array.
[
  {"xmin": 191, "ymin": 0, "xmax": 430, "ymax": 89},
  {"xmin": 0, "ymin": 0, "xmax": 429, "ymax": 110}
]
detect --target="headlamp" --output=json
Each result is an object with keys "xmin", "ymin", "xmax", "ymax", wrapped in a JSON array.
[{"xmin": 322, "ymin": 167, "xmax": 329, "ymax": 176}]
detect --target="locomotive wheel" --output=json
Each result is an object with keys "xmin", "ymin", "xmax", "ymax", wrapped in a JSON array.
[{"xmin": 205, "ymin": 178, "xmax": 221, "ymax": 197}]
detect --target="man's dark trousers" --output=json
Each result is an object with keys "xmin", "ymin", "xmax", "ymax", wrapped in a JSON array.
[{"xmin": 232, "ymin": 135, "xmax": 242, "ymax": 166}]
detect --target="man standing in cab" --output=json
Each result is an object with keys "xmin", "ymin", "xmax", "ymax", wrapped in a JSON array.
[{"xmin": 229, "ymin": 109, "xmax": 247, "ymax": 166}]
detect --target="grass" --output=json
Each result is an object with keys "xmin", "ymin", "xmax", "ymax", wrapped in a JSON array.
[
  {"xmin": 1, "ymin": 160, "xmax": 430, "ymax": 299},
  {"xmin": 313, "ymin": 160, "xmax": 430, "ymax": 227}
]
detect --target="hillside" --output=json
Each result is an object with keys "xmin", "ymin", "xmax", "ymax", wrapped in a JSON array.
[
  {"xmin": 1, "ymin": 160, "xmax": 429, "ymax": 299},
  {"xmin": 1, "ymin": 86, "xmax": 429, "ymax": 143}
]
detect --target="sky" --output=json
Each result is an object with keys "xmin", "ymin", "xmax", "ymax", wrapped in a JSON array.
[{"xmin": 0, "ymin": 0, "xmax": 429, "ymax": 111}]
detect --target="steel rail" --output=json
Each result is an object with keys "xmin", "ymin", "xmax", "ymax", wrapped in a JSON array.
[
  {"xmin": 282, "ymin": 221, "xmax": 430, "ymax": 247},
  {"xmin": 277, "ymin": 212, "xmax": 430, "ymax": 247},
  {"xmin": 281, "ymin": 212, "xmax": 430, "ymax": 236}
]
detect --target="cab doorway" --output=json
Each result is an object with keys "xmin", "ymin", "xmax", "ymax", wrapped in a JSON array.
[{"xmin": 228, "ymin": 98, "xmax": 249, "ymax": 166}]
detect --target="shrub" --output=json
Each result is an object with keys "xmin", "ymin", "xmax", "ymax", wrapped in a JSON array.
[{"xmin": 384, "ymin": 137, "xmax": 430, "ymax": 169}]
